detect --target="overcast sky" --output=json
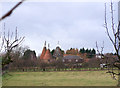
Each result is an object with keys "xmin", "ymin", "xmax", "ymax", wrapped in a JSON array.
[{"xmin": 1, "ymin": 1, "xmax": 118, "ymax": 56}]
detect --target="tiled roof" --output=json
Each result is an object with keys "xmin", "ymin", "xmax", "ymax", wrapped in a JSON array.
[
  {"xmin": 40, "ymin": 47, "xmax": 46, "ymax": 59},
  {"xmin": 43, "ymin": 49, "xmax": 52, "ymax": 60},
  {"xmin": 63, "ymin": 55, "xmax": 83, "ymax": 60},
  {"xmin": 53, "ymin": 46, "xmax": 62, "ymax": 58}
]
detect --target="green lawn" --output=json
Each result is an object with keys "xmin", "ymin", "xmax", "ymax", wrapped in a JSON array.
[{"xmin": 2, "ymin": 71, "xmax": 118, "ymax": 86}]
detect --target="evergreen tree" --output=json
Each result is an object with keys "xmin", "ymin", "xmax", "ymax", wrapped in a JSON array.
[
  {"xmin": 23, "ymin": 49, "xmax": 36, "ymax": 60},
  {"xmin": 51, "ymin": 49, "xmax": 55, "ymax": 55},
  {"xmin": 86, "ymin": 48, "xmax": 89, "ymax": 53},
  {"xmin": 60, "ymin": 49, "xmax": 64, "ymax": 55},
  {"xmin": 80, "ymin": 47, "xmax": 85, "ymax": 53},
  {"xmin": 91, "ymin": 48, "xmax": 96, "ymax": 54}
]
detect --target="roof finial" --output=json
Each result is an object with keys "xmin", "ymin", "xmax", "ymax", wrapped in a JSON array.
[
  {"xmin": 44, "ymin": 41, "xmax": 46, "ymax": 47},
  {"xmin": 57, "ymin": 41, "xmax": 60, "ymax": 47},
  {"xmin": 48, "ymin": 43, "xmax": 50, "ymax": 49},
  {"xmin": 58, "ymin": 41, "xmax": 59, "ymax": 45}
]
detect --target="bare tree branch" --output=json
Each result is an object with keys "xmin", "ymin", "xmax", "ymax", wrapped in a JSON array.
[
  {"xmin": 95, "ymin": 41, "xmax": 104, "ymax": 66},
  {"xmin": 0, "ymin": 0, "xmax": 25, "ymax": 21},
  {"xmin": 104, "ymin": 3, "xmax": 120, "ymax": 59},
  {"xmin": 117, "ymin": 22, "xmax": 120, "ymax": 41},
  {"xmin": 100, "ymin": 41, "xmax": 104, "ymax": 55},
  {"xmin": 96, "ymin": 41, "xmax": 100, "ymax": 55},
  {"xmin": 96, "ymin": 41, "xmax": 104, "ymax": 57},
  {"xmin": 104, "ymin": 3, "xmax": 115, "ymax": 46},
  {"xmin": 110, "ymin": 2, "xmax": 116, "ymax": 36}
]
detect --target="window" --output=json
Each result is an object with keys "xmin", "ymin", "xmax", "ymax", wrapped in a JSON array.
[
  {"xmin": 69, "ymin": 59, "xmax": 71, "ymax": 62},
  {"xmin": 76, "ymin": 59, "xmax": 78, "ymax": 62}
]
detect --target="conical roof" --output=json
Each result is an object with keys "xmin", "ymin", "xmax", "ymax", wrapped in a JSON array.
[
  {"xmin": 43, "ymin": 49, "xmax": 52, "ymax": 60},
  {"xmin": 53, "ymin": 41, "xmax": 63, "ymax": 58},
  {"xmin": 40, "ymin": 41, "xmax": 47, "ymax": 59},
  {"xmin": 40, "ymin": 47, "xmax": 46, "ymax": 59},
  {"xmin": 53, "ymin": 46, "xmax": 62, "ymax": 58}
]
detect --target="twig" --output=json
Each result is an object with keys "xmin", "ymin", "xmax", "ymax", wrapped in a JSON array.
[{"xmin": 0, "ymin": 0, "xmax": 25, "ymax": 21}]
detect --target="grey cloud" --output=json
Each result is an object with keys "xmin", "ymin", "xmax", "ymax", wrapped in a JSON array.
[{"xmin": 1, "ymin": 2, "xmax": 118, "ymax": 55}]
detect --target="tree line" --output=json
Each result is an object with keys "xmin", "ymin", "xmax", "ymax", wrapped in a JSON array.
[{"xmin": 65, "ymin": 48, "xmax": 96, "ymax": 58}]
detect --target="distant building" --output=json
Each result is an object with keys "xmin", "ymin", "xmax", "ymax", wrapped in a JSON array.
[
  {"xmin": 53, "ymin": 46, "xmax": 63, "ymax": 60},
  {"xmin": 100, "ymin": 63, "xmax": 107, "ymax": 68},
  {"xmin": 63, "ymin": 55, "xmax": 83, "ymax": 63},
  {"xmin": 43, "ymin": 44, "xmax": 52, "ymax": 61},
  {"xmin": 40, "ymin": 41, "xmax": 84, "ymax": 65},
  {"xmin": 62, "ymin": 55, "xmax": 83, "ymax": 68},
  {"xmin": 40, "ymin": 42, "xmax": 53, "ymax": 62},
  {"xmin": 96, "ymin": 54, "xmax": 104, "ymax": 59}
]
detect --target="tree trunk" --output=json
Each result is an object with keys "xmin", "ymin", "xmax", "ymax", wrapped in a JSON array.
[{"xmin": 117, "ymin": 69, "xmax": 120, "ymax": 86}]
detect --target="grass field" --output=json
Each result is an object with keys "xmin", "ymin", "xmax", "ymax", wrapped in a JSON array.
[{"xmin": 2, "ymin": 71, "xmax": 118, "ymax": 86}]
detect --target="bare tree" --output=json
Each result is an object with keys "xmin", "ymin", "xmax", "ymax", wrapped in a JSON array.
[
  {"xmin": 96, "ymin": 41, "xmax": 104, "ymax": 59},
  {"xmin": 95, "ymin": 41, "xmax": 105, "ymax": 66},
  {"xmin": 2, "ymin": 24, "xmax": 25, "ymax": 67},
  {"xmin": 104, "ymin": 2, "xmax": 120, "ymax": 86}
]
